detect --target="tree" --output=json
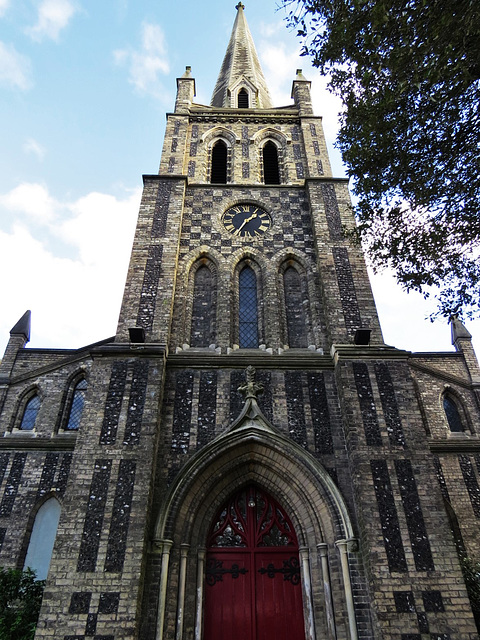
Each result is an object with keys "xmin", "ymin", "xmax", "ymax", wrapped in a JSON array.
[
  {"xmin": 461, "ymin": 556, "xmax": 480, "ymax": 630},
  {"xmin": 0, "ymin": 568, "xmax": 45, "ymax": 640},
  {"xmin": 281, "ymin": 0, "xmax": 480, "ymax": 319}
]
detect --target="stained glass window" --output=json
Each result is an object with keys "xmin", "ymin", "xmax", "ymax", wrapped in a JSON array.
[
  {"xmin": 24, "ymin": 498, "xmax": 61, "ymax": 580},
  {"xmin": 239, "ymin": 266, "xmax": 258, "ymax": 348},
  {"xmin": 65, "ymin": 379, "xmax": 87, "ymax": 431},
  {"xmin": 443, "ymin": 396, "xmax": 464, "ymax": 432},
  {"xmin": 20, "ymin": 395, "xmax": 41, "ymax": 431}
]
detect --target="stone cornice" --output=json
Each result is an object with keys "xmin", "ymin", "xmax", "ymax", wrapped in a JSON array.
[
  {"xmin": 429, "ymin": 437, "xmax": 480, "ymax": 453},
  {"xmin": 167, "ymin": 351, "xmax": 334, "ymax": 370},
  {"xmin": 143, "ymin": 174, "xmax": 188, "ymax": 184},
  {"xmin": 306, "ymin": 176, "xmax": 350, "ymax": 185},
  {"xmin": 0, "ymin": 434, "xmax": 77, "ymax": 451},
  {"xmin": 330, "ymin": 344, "xmax": 411, "ymax": 363},
  {"xmin": 187, "ymin": 112, "xmax": 300, "ymax": 124}
]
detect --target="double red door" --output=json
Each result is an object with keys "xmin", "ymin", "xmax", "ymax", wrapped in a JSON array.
[{"xmin": 203, "ymin": 487, "xmax": 306, "ymax": 640}]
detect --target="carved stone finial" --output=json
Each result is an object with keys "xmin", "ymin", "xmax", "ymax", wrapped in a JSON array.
[
  {"xmin": 238, "ymin": 365, "xmax": 263, "ymax": 399},
  {"xmin": 236, "ymin": 2, "xmax": 245, "ymax": 10}
]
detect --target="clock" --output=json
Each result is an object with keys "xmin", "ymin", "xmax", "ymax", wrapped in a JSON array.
[{"xmin": 221, "ymin": 204, "xmax": 272, "ymax": 238}]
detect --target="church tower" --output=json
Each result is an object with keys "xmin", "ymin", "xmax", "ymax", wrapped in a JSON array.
[{"xmin": 1, "ymin": 5, "xmax": 480, "ymax": 640}]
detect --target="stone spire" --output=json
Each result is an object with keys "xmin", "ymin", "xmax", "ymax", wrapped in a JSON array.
[{"xmin": 211, "ymin": 4, "xmax": 273, "ymax": 109}]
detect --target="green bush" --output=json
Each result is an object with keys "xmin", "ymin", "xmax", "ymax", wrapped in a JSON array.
[{"xmin": 0, "ymin": 569, "xmax": 45, "ymax": 640}]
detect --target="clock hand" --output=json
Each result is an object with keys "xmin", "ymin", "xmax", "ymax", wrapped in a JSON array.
[{"xmin": 236, "ymin": 212, "xmax": 257, "ymax": 233}]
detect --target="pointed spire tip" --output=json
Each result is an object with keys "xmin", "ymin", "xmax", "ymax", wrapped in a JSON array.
[
  {"xmin": 10, "ymin": 310, "xmax": 31, "ymax": 342},
  {"xmin": 450, "ymin": 315, "xmax": 472, "ymax": 344},
  {"xmin": 211, "ymin": 3, "xmax": 273, "ymax": 108}
]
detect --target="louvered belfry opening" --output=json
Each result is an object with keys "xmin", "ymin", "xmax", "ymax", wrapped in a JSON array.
[
  {"xmin": 211, "ymin": 140, "xmax": 228, "ymax": 183},
  {"xmin": 263, "ymin": 141, "xmax": 280, "ymax": 184},
  {"xmin": 238, "ymin": 88, "xmax": 249, "ymax": 108}
]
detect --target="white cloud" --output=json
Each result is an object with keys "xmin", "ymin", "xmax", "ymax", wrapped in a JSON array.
[
  {"xmin": 0, "ymin": 41, "xmax": 32, "ymax": 90},
  {"xmin": 114, "ymin": 22, "xmax": 170, "ymax": 98},
  {"xmin": 57, "ymin": 190, "xmax": 140, "ymax": 266},
  {"xmin": 23, "ymin": 138, "xmax": 46, "ymax": 161},
  {"xmin": 368, "ymin": 268, "xmax": 456, "ymax": 352},
  {"xmin": 0, "ymin": 0, "xmax": 10, "ymax": 18},
  {"xmin": 0, "ymin": 184, "xmax": 140, "ymax": 353},
  {"xmin": 0, "ymin": 183, "xmax": 57, "ymax": 222},
  {"xmin": 26, "ymin": 0, "xmax": 77, "ymax": 42},
  {"xmin": 259, "ymin": 40, "xmax": 301, "ymax": 107}
]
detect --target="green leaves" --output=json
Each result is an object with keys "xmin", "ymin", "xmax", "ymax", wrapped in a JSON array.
[
  {"xmin": 461, "ymin": 557, "xmax": 480, "ymax": 625},
  {"xmin": 281, "ymin": 0, "xmax": 480, "ymax": 318},
  {"xmin": 0, "ymin": 569, "xmax": 45, "ymax": 640}
]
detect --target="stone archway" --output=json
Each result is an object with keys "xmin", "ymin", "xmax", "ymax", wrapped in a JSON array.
[{"xmin": 153, "ymin": 402, "xmax": 359, "ymax": 640}]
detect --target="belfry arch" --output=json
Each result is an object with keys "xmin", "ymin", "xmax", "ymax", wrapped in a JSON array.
[{"xmin": 153, "ymin": 381, "xmax": 359, "ymax": 640}]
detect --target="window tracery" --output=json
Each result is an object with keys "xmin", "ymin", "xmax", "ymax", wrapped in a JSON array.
[
  {"xmin": 65, "ymin": 378, "xmax": 87, "ymax": 431},
  {"xmin": 239, "ymin": 266, "xmax": 258, "ymax": 348},
  {"xmin": 443, "ymin": 394, "xmax": 465, "ymax": 433},
  {"xmin": 19, "ymin": 395, "xmax": 41, "ymax": 431}
]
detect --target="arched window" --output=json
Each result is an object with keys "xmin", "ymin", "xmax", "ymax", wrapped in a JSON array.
[
  {"xmin": 190, "ymin": 265, "xmax": 216, "ymax": 347},
  {"xmin": 19, "ymin": 395, "xmax": 41, "ymax": 431},
  {"xmin": 263, "ymin": 141, "xmax": 280, "ymax": 185},
  {"xmin": 239, "ymin": 266, "xmax": 258, "ymax": 348},
  {"xmin": 65, "ymin": 378, "xmax": 87, "ymax": 431},
  {"xmin": 211, "ymin": 140, "xmax": 227, "ymax": 184},
  {"xmin": 24, "ymin": 498, "xmax": 61, "ymax": 581},
  {"xmin": 238, "ymin": 88, "xmax": 249, "ymax": 108},
  {"xmin": 283, "ymin": 267, "xmax": 308, "ymax": 347},
  {"xmin": 443, "ymin": 395, "xmax": 465, "ymax": 432}
]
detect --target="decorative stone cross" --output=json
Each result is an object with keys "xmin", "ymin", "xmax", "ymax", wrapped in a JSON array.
[{"xmin": 238, "ymin": 365, "xmax": 264, "ymax": 400}]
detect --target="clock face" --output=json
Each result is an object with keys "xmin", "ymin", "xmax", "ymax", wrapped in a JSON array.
[{"xmin": 221, "ymin": 204, "xmax": 272, "ymax": 238}]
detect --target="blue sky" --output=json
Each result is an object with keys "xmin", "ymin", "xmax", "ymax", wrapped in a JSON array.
[{"xmin": 0, "ymin": 0, "xmax": 477, "ymax": 356}]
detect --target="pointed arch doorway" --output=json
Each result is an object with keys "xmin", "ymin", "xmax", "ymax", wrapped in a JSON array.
[{"xmin": 204, "ymin": 485, "xmax": 306, "ymax": 640}]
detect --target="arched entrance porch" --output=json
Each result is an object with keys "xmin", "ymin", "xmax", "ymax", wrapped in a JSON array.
[{"xmin": 153, "ymin": 413, "xmax": 360, "ymax": 640}]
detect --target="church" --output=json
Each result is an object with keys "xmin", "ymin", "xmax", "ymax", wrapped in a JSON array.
[{"xmin": 0, "ymin": 5, "xmax": 479, "ymax": 639}]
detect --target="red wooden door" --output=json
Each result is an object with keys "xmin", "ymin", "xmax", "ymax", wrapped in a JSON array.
[{"xmin": 204, "ymin": 487, "xmax": 306, "ymax": 640}]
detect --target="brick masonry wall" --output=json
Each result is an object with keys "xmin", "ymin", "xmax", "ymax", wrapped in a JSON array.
[
  {"xmin": 332, "ymin": 353, "xmax": 478, "ymax": 639},
  {"xmin": 30, "ymin": 353, "xmax": 166, "ymax": 639},
  {"xmin": 0, "ymin": 61, "xmax": 478, "ymax": 640}
]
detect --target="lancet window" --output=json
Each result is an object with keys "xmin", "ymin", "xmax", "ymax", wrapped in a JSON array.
[
  {"xmin": 211, "ymin": 140, "xmax": 228, "ymax": 184},
  {"xmin": 283, "ymin": 266, "xmax": 308, "ymax": 348},
  {"xmin": 262, "ymin": 141, "xmax": 280, "ymax": 185},
  {"xmin": 190, "ymin": 264, "xmax": 217, "ymax": 347},
  {"xmin": 65, "ymin": 378, "xmax": 87, "ymax": 431},
  {"xmin": 23, "ymin": 497, "xmax": 61, "ymax": 581},
  {"xmin": 238, "ymin": 88, "xmax": 249, "ymax": 108},
  {"xmin": 239, "ymin": 266, "xmax": 259, "ymax": 348},
  {"xmin": 443, "ymin": 394, "xmax": 465, "ymax": 433},
  {"xmin": 19, "ymin": 395, "xmax": 41, "ymax": 431}
]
